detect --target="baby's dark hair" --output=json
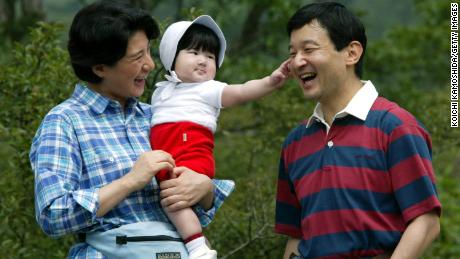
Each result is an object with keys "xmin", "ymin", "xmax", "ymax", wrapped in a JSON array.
[{"xmin": 172, "ymin": 24, "xmax": 220, "ymax": 70}]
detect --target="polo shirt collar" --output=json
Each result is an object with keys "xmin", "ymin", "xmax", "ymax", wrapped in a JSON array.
[
  {"xmin": 72, "ymin": 83, "xmax": 146, "ymax": 115},
  {"xmin": 306, "ymin": 80, "xmax": 378, "ymax": 128}
]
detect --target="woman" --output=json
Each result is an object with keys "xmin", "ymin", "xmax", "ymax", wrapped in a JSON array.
[{"xmin": 29, "ymin": 1, "xmax": 233, "ymax": 258}]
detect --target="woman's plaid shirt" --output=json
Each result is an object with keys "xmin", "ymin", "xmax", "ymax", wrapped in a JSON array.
[{"xmin": 30, "ymin": 84, "xmax": 234, "ymax": 258}]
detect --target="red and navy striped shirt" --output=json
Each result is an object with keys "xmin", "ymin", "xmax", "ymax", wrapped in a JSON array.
[{"xmin": 275, "ymin": 83, "xmax": 441, "ymax": 258}]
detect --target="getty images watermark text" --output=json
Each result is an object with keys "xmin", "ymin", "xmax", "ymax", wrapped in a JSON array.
[{"xmin": 452, "ymin": 3, "xmax": 458, "ymax": 127}]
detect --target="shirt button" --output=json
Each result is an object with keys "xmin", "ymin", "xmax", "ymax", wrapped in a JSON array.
[
  {"xmin": 63, "ymin": 183, "xmax": 72, "ymax": 190},
  {"xmin": 327, "ymin": 140, "xmax": 334, "ymax": 148},
  {"xmin": 109, "ymin": 157, "xmax": 115, "ymax": 162}
]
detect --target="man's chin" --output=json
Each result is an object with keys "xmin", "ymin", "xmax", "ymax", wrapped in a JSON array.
[{"xmin": 302, "ymin": 90, "xmax": 319, "ymax": 101}]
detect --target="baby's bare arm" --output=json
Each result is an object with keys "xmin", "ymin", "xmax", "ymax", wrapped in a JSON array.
[{"xmin": 221, "ymin": 59, "xmax": 290, "ymax": 108}]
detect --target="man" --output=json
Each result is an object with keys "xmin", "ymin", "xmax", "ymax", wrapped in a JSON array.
[{"xmin": 275, "ymin": 2, "xmax": 441, "ymax": 258}]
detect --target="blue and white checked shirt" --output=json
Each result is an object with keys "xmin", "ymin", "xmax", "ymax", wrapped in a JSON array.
[{"xmin": 30, "ymin": 84, "xmax": 235, "ymax": 258}]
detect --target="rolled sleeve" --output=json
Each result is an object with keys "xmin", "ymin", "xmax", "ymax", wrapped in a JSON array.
[
  {"xmin": 72, "ymin": 188, "xmax": 100, "ymax": 221},
  {"xmin": 194, "ymin": 179, "xmax": 235, "ymax": 227},
  {"xmin": 31, "ymin": 113, "xmax": 99, "ymax": 237}
]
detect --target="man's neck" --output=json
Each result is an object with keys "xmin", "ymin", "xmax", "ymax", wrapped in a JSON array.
[{"xmin": 320, "ymin": 78, "xmax": 364, "ymax": 126}]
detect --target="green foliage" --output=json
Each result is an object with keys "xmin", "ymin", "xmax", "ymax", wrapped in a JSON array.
[
  {"xmin": 0, "ymin": 1, "xmax": 458, "ymax": 258},
  {"xmin": 0, "ymin": 22, "xmax": 77, "ymax": 258},
  {"xmin": 361, "ymin": 3, "xmax": 460, "ymax": 256},
  {"xmin": 365, "ymin": 0, "xmax": 450, "ymax": 90}
]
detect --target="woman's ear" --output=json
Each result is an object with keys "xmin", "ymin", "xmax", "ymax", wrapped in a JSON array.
[
  {"xmin": 92, "ymin": 64, "xmax": 106, "ymax": 79},
  {"xmin": 345, "ymin": 41, "xmax": 363, "ymax": 66}
]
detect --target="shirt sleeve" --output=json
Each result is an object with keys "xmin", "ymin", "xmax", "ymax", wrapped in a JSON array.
[
  {"xmin": 30, "ymin": 113, "xmax": 101, "ymax": 237},
  {"xmin": 387, "ymin": 123, "xmax": 441, "ymax": 223},
  {"xmin": 274, "ymin": 149, "xmax": 302, "ymax": 238},
  {"xmin": 193, "ymin": 179, "xmax": 235, "ymax": 227},
  {"xmin": 199, "ymin": 80, "xmax": 227, "ymax": 109}
]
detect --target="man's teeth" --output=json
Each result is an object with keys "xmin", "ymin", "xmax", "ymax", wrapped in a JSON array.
[
  {"xmin": 301, "ymin": 72, "xmax": 316, "ymax": 81},
  {"xmin": 300, "ymin": 73, "xmax": 316, "ymax": 80}
]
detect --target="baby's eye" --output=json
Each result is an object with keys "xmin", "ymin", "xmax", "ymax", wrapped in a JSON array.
[{"xmin": 208, "ymin": 55, "xmax": 215, "ymax": 59}]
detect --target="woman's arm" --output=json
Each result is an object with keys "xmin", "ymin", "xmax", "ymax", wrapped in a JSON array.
[
  {"xmin": 31, "ymin": 114, "xmax": 96, "ymax": 237},
  {"xmin": 96, "ymin": 150, "xmax": 175, "ymax": 217},
  {"xmin": 31, "ymin": 113, "xmax": 175, "ymax": 235}
]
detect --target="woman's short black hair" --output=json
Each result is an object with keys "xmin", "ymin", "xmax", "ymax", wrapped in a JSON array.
[
  {"xmin": 68, "ymin": 0, "xmax": 159, "ymax": 83},
  {"xmin": 171, "ymin": 24, "xmax": 220, "ymax": 71},
  {"xmin": 287, "ymin": 2, "xmax": 367, "ymax": 78}
]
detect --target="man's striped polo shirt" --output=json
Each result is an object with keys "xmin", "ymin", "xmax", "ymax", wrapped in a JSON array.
[{"xmin": 275, "ymin": 81, "xmax": 441, "ymax": 258}]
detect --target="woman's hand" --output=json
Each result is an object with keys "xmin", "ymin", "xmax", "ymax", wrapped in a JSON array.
[
  {"xmin": 159, "ymin": 167, "xmax": 214, "ymax": 212},
  {"xmin": 97, "ymin": 150, "xmax": 174, "ymax": 217},
  {"xmin": 123, "ymin": 150, "xmax": 175, "ymax": 192}
]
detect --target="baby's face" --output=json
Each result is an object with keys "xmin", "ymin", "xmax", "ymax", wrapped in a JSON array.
[{"xmin": 174, "ymin": 48, "xmax": 217, "ymax": 83}]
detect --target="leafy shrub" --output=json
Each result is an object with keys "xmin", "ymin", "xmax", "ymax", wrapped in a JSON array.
[{"xmin": 0, "ymin": 22, "xmax": 76, "ymax": 259}]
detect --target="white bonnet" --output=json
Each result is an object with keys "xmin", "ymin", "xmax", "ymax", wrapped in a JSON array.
[{"xmin": 159, "ymin": 15, "xmax": 227, "ymax": 72}]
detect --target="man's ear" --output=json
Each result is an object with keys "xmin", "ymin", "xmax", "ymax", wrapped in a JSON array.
[
  {"xmin": 92, "ymin": 64, "xmax": 106, "ymax": 79},
  {"xmin": 345, "ymin": 41, "xmax": 363, "ymax": 66}
]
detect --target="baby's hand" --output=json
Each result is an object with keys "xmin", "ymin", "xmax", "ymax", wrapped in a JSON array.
[{"xmin": 269, "ymin": 58, "xmax": 291, "ymax": 88}]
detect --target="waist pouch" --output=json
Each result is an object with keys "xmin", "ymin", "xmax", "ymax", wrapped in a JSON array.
[{"xmin": 86, "ymin": 221, "xmax": 188, "ymax": 259}]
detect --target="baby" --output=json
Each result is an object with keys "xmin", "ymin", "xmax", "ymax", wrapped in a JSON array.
[{"xmin": 150, "ymin": 15, "xmax": 289, "ymax": 259}]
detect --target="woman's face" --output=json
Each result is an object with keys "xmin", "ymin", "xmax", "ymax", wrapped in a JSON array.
[{"xmin": 91, "ymin": 30, "xmax": 155, "ymax": 106}]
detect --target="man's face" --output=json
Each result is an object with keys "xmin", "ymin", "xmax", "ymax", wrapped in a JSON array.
[{"xmin": 289, "ymin": 20, "xmax": 348, "ymax": 103}]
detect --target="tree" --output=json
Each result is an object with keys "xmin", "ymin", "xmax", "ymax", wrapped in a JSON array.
[{"xmin": 0, "ymin": 0, "xmax": 45, "ymax": 41}]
